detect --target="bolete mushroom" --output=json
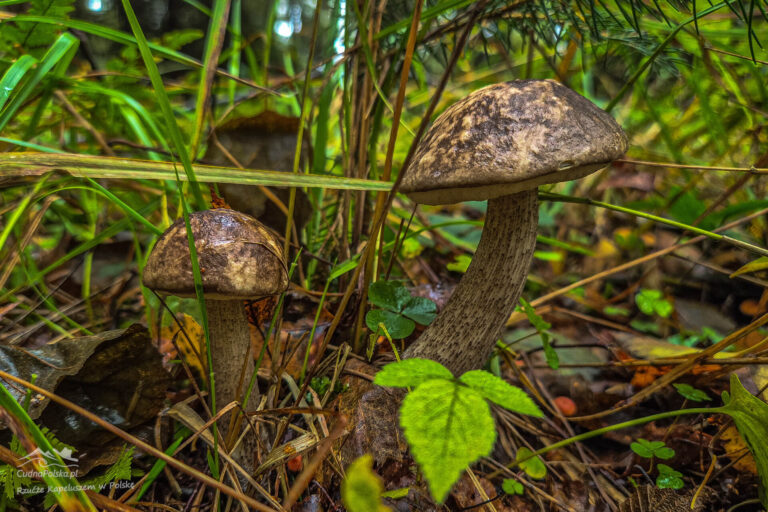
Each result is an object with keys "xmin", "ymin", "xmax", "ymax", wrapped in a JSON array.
[
  {"xmin": 399, "ymin": 79, "xmax": 628, "ymax": 376},
  {"xmin": 143, "ymin": 208, "xmax": 288, "ymax": 438}
]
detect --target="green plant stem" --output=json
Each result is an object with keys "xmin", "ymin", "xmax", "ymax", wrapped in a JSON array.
[
  {"xmin": 299, "ymin": 276, "xmax": 332, "ymax": 386},
  {"xmin": 491, "ymin": 406, "xmax": 720, "ymax": 478},
  {"xmin": 540, "ymin": 191, "xmax": 768, "ymax": 258}
]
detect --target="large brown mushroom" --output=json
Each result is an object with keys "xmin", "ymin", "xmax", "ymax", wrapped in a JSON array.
[
  {"xmin": 143, "ymin": 209, "xmax": 288, "ymax": 455},
  {"xmin": 399, "ymin": 79, "xmax": 628, "ymax": 376}
]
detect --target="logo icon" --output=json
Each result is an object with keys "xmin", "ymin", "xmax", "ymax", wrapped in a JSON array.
[{"xmin": 18, "ymin": 447, "xmax": 78, "ymax": 471}]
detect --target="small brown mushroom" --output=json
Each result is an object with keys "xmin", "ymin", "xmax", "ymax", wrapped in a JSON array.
[
  {"xmin": 143, "ymin": 209, "xmax": 288, "ymax": 446},
  {"xmin": 399, "ymin": 79, "xmax": 628, "ymax": 376}
]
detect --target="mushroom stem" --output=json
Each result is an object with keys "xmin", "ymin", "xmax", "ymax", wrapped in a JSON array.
[
  {"xmin": 205, "ymin": 299, "xmax": 260, "ymax": 438},
  {"xmin": 403, "ymin": 190, "xmax": 538, "ymax": 376}
]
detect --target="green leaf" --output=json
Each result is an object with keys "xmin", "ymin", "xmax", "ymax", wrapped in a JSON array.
[
  {"xmin": 636, "ymin": 289, "xmax": 673, "ymax": 318},
  {"xmin": 458, "ymin": 371, "xmax": 543, "ymax": 417},
  {"xmin": 341, "ymin": 455, "xmax": 391, "ymax": 512},
  {"xmin": 516, "ymin": 447, "xmax": 547, "ymax": 480},
  {"xmin": 731, "ymin": 256, "xmax": 768, "ymax": 278},
  {"xmin": 369, "ymin": 280, "xmax": 412, "ymax": 312},
  {"xmin": 519, "ymin": 298, "xmax": 557, "ymax": 369},
  {"xmin": 381, "ymin": 487, "xmax": 409, "ymax": 499},
  {"xmin": 120, "ymin": 0, "xmax": 203, "ymax": 209},
  {"xmin": 654, "ymin": 300, "xmax": 673, "ymax": 318},
  {"xmin": 501, "ymin": 478, "xmax": 524, "ymax": 495},
  {"xmin": 401, "ymin": 296, "xmax": 437, "ymax": 325},
  {"xmin": 603, "ymin": 306, "xmax": 630, "ymax": 316},
  {"xmin": 365, "ymin": 310, "xmax": 415, "ymax": 339},
  {"xmin": 655, "ymin": 464, "xmax": 684, "ymax": 490},
  {"xmin": 655, "ymin": 446, "xmax": 676, "ymax": 460},
  {"xmin": 399, "ymin": 379, "xmax": 495, "ymax": 503},
  {"xmin": 541, "ymin": 333, "xmax": 559, "ymax": 370},
  {"xmin": 673, "ymin": 383, "xmax": 711, "ymax": 402},
  {"xmin": 519, "ymin": 298, "xmax": 551, "ymax": 332},
  {"xmin": 720, "ymin": 373, "xmax": 768, "ymax": 507},
  {"xmin": 374, "ymin": 359, "xmax": 453, "ymax": 388},
  {"xmin": 630, "ymin": 439, "xmax": 675, "ymax": 460},
  {"xmin": 0, "ymin": 33, "xmax": 79, "ymax": 133},
  {"xmin": 533, "ymin": 250, "xmax": 563, "ymax": 261},
  {"xmin": 446, "ymin": 254, "xmax": 472, "ymax": 273}
]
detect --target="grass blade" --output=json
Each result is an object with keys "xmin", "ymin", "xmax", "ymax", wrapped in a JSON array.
[
  {"xmin": 0, "ymin": 14, "xmax": 276, "ymax": 92},
  {"xmin": 0, "ymin": 153, "xmax": 392, "ymax": 191},
  {"xmin": 189, "ymin": 0, "xmax": 232, "ymax": 157},
  {"xmin": 0, "ymin": 33, "xmax": 78, "ymax": 132},
  {"xmin": 0, "ymin": 54, "xmax": 36, "ymax": 111},
  {"xmin": 120, "ymin": 0, "xmax": 205, "ymax": 210}
]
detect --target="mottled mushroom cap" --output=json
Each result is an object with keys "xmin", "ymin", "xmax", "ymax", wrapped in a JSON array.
[
  {"xmin": 400, "ymin": 79, "xmax": 628, "ymax": 205},
  {"xmin": 143, "ymin": 209, "xmax": 288, "ymax": 300}
]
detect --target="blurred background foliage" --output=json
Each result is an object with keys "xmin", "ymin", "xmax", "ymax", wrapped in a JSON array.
[{"xmin": 0, "ymin": 0, "xmax": 766, "ymax": 345}]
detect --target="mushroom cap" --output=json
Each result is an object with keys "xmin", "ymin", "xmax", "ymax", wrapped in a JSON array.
[
  {"xmin": 143, "ymin": 209, "xmax": 288, "ymax": 300},
  {"xmin": 400, "ymin": 79, "xmax": 628, "ymax": 205}
]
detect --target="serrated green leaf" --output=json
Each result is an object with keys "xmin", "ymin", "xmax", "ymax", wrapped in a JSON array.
[
  {"xmin": 374, "ymin": 359, "xmax": 453, "ymax": 387},
  {"xmin": 365, "ymin": 309, "xmax": 415, "ymax": 339},
  {"xmin": 341, "ymin": 455, "xmax": 391, "ymax": 512},
  {"xmin": 516, "ymin": 447, "xmax": 547, "ymax": 480},
  {"xmin": 401, "ymin": 296, "xmax": 437, "ymax": 325},
  {"xmin": 369, "ymin": 280, "xmax": 412, "ymax": 312},
  {"xmin": 400, "ymin": 379, "xmax": 495, "ymax": 503},
  {"xmin": 501, "ymin": 478, "xmax": 524, "ymax": 495},
  {"xmin": 458, "ymin": 371, "xmax": 543, "ymax": 417}
]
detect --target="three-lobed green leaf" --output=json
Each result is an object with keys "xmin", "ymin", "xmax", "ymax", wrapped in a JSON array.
[
  {"xmin": 501, "ymin": 478, "xmax": 524, "ymax": 495},
  {"xmin": 401, "ymin": 296, "xmax": 437, "ymax": 325},
  {"xmin": 369, "ymin": 280, "xmax": 412, "ymax": 312},
  {"xmin": 366, "ymin": 310, "xmax": 415, "ymax": 339},
  {"xmin": 399, "ymin": 379, "xmax": 496, "ymax": 503},
  {"xmin": 376, "ymin": 359, "xmax": 543, "ymax": 503},
  {"xmin": 630, "ymin": 438, "xmax": 675, "ymax": 460},
  {"xmin": 655, "ymin": 464, "xmax": 684, "ymax": 489},
  {"xmin": 367, "ymin": 281, "xmax": 437, "ymax": 339}
]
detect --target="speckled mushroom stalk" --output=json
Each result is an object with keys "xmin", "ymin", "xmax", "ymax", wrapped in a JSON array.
[
  {"xmin": 403, "ymin": 191, "xmax": 538, "ymax": 376},
  {"xmin": 204, "ymin": 299, "xmax": 261, "ymax": 418},
  {"xmin": 400, "ymin": 79, "xmax": 628, "ymax": 377}
]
